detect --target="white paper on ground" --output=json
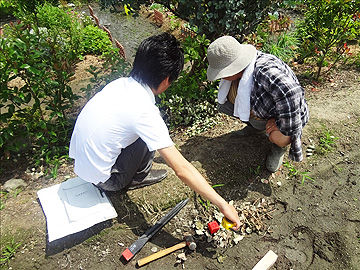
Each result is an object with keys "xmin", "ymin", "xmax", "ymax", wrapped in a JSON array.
[{"xmin": 37, "ymin": 177, "xmax": 117, "ymax": 242}]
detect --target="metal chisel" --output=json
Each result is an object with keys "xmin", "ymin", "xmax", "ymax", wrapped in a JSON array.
[{"xmin": 121, "ymin": 198, "xmax": 189, "ymax": 261}]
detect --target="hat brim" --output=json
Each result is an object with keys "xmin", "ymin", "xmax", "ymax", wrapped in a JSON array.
[{"xmin": 207, "ymin": 45, "xmax": 256, "ymax": 81}]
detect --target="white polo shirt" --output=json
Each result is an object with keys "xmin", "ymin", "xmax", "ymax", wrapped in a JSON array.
[{"xmin": 69, "ymin": 77, "xmax": 173, "ymax": 184}]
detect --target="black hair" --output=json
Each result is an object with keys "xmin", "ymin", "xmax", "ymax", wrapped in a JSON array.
[{"xmin": 129, "ymin": 33, "xmax": 184, "ymax": 90}]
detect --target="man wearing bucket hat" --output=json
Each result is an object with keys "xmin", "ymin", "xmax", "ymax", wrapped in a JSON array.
[{"xmin": 207, "ymin": 36, "xmax": 309, "ymax": 172}]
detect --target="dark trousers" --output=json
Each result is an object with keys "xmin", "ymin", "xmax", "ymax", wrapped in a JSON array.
[{"xmin": 97, "ymin": 138, "xmax": 155, "ymax": 191}]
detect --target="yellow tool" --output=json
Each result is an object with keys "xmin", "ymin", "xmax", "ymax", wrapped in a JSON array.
[{"xmin": 221, "ymin": 217, "xmax": 236, "ymax": 230}]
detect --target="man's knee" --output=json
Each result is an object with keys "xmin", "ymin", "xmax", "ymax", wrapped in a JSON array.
[{"xmin": 217, "ymin": 101, "xmax": 234, "ymax": 116}]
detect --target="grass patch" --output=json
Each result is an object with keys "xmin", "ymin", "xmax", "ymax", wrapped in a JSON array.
[
  {"xmin": 316, "ymin": 126, "xmax": 339, "ymax": 155},
  {"xmin": 283, "ymin": 161, "xmax": 315, "ymax": 185},
  {"xmin": 0, "ymin": 237, "xmax": 21, "ymax": 268}
]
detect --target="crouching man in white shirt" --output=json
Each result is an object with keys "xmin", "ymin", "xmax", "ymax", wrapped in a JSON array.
[{"xmin": 69, "ymin": 33, "xmax": 240, "ymax": 229}]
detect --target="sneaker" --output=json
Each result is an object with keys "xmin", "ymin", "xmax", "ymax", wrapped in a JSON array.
[
  {"xmin": 231, "ymin": 125, "xmax": 265, "ymax": 138},
  {"xmin": 266, "ymin": 144, "xmax": 287, "ymax": 172},
  {"xmin": 127, "ymin": 169, "xmax": 167, "ymax": 190}
]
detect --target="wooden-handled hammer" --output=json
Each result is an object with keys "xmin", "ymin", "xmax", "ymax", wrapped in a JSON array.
[{"xmin": 137, "ymin": 234, "xmax": 196, "ymax": 267}]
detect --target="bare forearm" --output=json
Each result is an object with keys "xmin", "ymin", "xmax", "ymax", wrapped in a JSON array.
[
  {"xmin": 174, "ymin": 160, "xmax": 239, "ymax": 228},
  {"xmin": 158, "ymin": 146, "xmax": 240, "ymax": 229},
  {"xmin": 176, "ymin": 162, "xmax": 228, "ymax": 208}
]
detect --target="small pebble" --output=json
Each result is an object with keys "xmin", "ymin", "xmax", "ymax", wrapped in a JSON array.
[{"xmin": 177, "ymin": 252, "xmax": 186, "ymax": 261}]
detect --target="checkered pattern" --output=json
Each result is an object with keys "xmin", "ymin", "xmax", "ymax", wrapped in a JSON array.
[{"xmin": 251, "ymin": 51, "xmax": 309, "ymax": 161}]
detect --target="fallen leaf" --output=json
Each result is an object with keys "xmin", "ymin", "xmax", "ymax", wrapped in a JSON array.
[{"xmin": 217, "ymin": 255, "xmax": 226, "ymax": 263}]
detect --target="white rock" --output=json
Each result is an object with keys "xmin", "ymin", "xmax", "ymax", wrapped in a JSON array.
[
  {"xmin": 195, "ymin": 229, "xmax": 204, "ymax": 235},
  {"xmin": 177, "ymin": 252, "xmax": 186, "ymax": 261},
  {"xmin": 233, "ymin": 234, "xmax": 244, "ymax": 244},
  {"xmin": 3, "ymin": 178, "xmax": 27, "ymax": 192}
]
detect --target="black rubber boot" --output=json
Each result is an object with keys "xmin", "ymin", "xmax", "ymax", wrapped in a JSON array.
[{"xmin": 266, "ymin": 144, "xmax": 287, "ymax": 172}]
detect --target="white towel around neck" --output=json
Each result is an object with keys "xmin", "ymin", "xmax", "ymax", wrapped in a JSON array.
[{"xmin": 217, "ymin": 55, "xmax": 256, "ymax": 121}]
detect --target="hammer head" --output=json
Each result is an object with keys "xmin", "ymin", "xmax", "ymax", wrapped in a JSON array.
[{"xmin": 184, "ymin": 234, "xmax": 196, "ymax": 251}]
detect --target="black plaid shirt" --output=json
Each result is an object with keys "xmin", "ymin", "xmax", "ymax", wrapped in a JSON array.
[{"xmin": 251, "ymin": 51, "xmax": 309, "ymax": 161}]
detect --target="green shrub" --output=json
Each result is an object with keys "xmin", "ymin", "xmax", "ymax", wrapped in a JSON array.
[
  {"xmin": 244, "ymin": 12, "xmax": 299, "ymax": 64},
  {"xmin": 158, "ymin": 69, "xmax": 218, "ymax": 135},
  {"xmin": 296, "ymin": 0, "xmax": 360, "ymax": 79},
  {"xmin": 36, "ymin": 4, "xmax": 83, "ymax": 59},
  {"xmin": 0, "ymin": 21, "xmax": 80, "ymax": 174},
  {"xmin": 99, "ymin": 0, "xmax": 280, "ymax": 41},
  {"xmin": 0, "ymin": 2, "xmax": 118, "ymax": 175},
  {"xmin": 352, "ymin": 49, "xmax": 360, "ymax": 69},
  {"xmin": 262, "ymin": 31, "xmax": 300, "ymax": 64},
  {"xmin": 37, "ymin": 5, "xmax": 77, "ymax": 30},
  {"xmin": 182, "ymin": 34, "xmax": 210, "ymax": 75},
  {"xmin": 10, "ymin": 0, "xmax": 59, "ymax": 21},
  {"xmin": 155, "ymin": 34, "xmax": 219, "ymax": 134},
  {"xmin": 80, "ymin": 51, "xmax": 131, "ymax": 99},
  {"xmin": 80, "ymin": 25, "xmax": 114, "ymax": 55},
  {"xmin": 0, "ymin": 0, "xmax": 16, "ymax": 16}
]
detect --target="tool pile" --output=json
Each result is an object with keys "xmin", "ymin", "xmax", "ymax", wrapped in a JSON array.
[
  {"xmin": 194, "ymin": 198, "xmax": 275, "ymax": 248},
  {"xmin": 120, "ymin": 197, "xmax": 275, "ymax": 267}
]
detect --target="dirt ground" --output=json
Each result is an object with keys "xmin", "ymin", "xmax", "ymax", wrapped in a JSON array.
[{"xmin": 1, "ymin": 12, "xmax": 360, "ymax": 270}]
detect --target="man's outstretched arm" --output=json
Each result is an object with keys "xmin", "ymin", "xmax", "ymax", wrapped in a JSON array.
[{"xmin": 158, "ymin": 145, "xmax": 240, "ymax": 230}]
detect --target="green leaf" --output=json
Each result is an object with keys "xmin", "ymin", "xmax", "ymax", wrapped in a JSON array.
[
  {"xmin": 20, "ymin": 64, "xmax": 30, "ymax": 69},
  {"xmin": 28, "ymin": 67, "xmax": 41, "ymax": 75},
  {"xmin": 13, "ymin": 96, "xmax": 22, "ymax": 104},
  {"xmin": 39, "ymin": 121, "xmax": 46, "ymax": 129},
  {"xmin": 36, "ymin": 132, "xmax": 44, "ymax": 139},
  {"xmin": 24, "ymin": 94, "xmax": 31, "ymax": 103}
]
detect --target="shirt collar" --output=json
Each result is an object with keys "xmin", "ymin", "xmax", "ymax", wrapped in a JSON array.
[
  {"xmin": 129, "ymin": 77, "xmax": 155, "ymax": 104},
  {"xmin": 142, "ymin": 83, "xmax": 155, "ymax": 104}
]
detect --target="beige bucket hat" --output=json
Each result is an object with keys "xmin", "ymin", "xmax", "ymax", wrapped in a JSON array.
[{"xmin": 207, "ymin": 36, "xmax": 256, "ymax": 81}]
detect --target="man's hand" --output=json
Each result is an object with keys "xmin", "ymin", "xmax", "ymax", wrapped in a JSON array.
[
  {"xmin": 266, "ymin": 118, "xmax": 291, "ymax": 147},
  {"xmin": 219, "ymin": 203, "xmax": 241, "ymax": 230}
]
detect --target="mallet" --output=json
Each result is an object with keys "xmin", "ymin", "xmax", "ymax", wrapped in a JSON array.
[{"xmin": 137, "ymin": 234, "xmax": 196, "ymax": 267}]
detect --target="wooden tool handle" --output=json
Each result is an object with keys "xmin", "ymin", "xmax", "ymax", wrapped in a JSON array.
[{"xmin": 137, "ymin": 241, "xmax": 187, "ymax": 267}]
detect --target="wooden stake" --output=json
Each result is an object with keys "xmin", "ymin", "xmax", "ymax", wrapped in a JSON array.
[{"xmin": 252, "ymin": 250, "xmax": 278, "ymax": 270}]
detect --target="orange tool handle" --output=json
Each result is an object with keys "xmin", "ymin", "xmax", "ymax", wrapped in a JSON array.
[{"xmin": 137, "ymin": 241, "xmax": 187, "ymax": 267}]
